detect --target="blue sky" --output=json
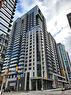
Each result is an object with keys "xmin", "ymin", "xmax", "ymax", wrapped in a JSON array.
[{"xmin": 15, "ymin": 0, "xmax": 71, "ymax": 60}]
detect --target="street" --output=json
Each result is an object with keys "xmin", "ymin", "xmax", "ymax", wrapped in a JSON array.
[{"xmin": 2, "ymin": 90, "xmax": 71, "ymax": 95}]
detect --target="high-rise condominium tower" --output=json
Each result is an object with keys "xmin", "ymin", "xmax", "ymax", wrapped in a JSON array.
[
  {"xmin": 57, "ymin": 43, "xmax": 71, "ymax": 84},
  {"xmin": 2, "ymin": 6, "xmax": 67, "ymax": 91},
  {"xmin": 0, "ymin": 0, "xmax": 17, "ymax": 73}
]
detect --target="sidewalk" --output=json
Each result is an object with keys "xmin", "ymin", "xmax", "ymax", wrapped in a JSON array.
[
  {"xmin": 2, "ymin": 88, "xmax": 63, "ymax": 95},
  {"xmin": 46, "ymin": 88, "xmax": 62, "ymax": 92}
]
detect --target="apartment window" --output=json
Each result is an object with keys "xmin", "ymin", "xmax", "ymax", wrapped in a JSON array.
[
  {"xmin": 30, "ymin": 40, "xmax": 32, "ymax": 42},
  {"xmin": 25, "ymin": 61, "xmax": 27, "ymax": 63},
  {"xmin": 30, "ymin": 35, "xmax": 32, "ymax": 37},
  {"xmin": 33, "ymin": 67, "xmax": 35, "ymax": 70},
  {"xmin": 33, "ymin": 41, "xmax": 35, "ymax": 44},
  {"xmin": 33, "ymin": 72, "xmax": 34, "ymax": 76},
  {"xmin": 30, "ymin": 37, "xmax": 32, "ymax": 39},
  {"xmin": 33, "ymin": 55, "xmax": 35, "ymax": 57},
  {"xmin": 29, "ymin": 68, "xmax": 31, "ymax": 70},
  {"xmin": 42, "ymin": 58, "xmax": 44, "ymax": 61},
  {"xmin": 0, "ymin": 39, "xmax": 1, "ymax": 42},
  {"xmin": 43, "ymin": 66, "xmax": 44, "ymax": 70},
  {"xmin": 26, "ymin": 57, "xmax": 28, "ymax": 59},
  {"xmin": 22, "ymin": 20, "xmax": 24, "ymax": 23},
  {"xmin": 29, "ymin": 63, "xmax": 31, "ymax": 66},
  {"xmin": 29, "ymin": 59, "xmax": 32, "ymax": 62},
  {"xmin": 33, "ymin": 37, "xmax": 35, "ymax": 40},
  {"xmin": 33, "ymin": 63, "xmax": 34, "ymax": 65},
  {"xmin": 26, "ymin": 53, "xmax": 28, "ymax": 56},
  {"xmin": 29, "ymin": 56, "xmax": 32, "ymax": 58},
  {"xmin": 32, "ymin": 12, "xmax": 34, "ymax": 27},
  {"xmin": 26, "ymin": 47, "xmax": 28, "ymax": 49},
  {"xmin": 33, "ymin": 45, "xmax": 35, "ymax": 47},
  {"xmin": 29, "ymin": 52, "xmax": 32, "ymax": 55},
  {"xmin": 26, "ymin": 50, "xmax": 28, "ymax": 52},
  {"xmin": 42, "ymin": 62, "xmax": 44, "ymax": 65},
  {"xmin": 33, "ymin": 48, "xmax": 35, "ymax": 50},
  {"xmin": 25, "ymin": 68, "xmax": 27, "ymax": 71},
  {"xmin": 30, "ymin": 43, "xmax": 32, "ymax": 45},
  {"xmin": 25, "ymin": 64, "xmax": 27, "ymax": 67},
  {"xmin": 29, "ymin": 49, "xmax": 32, "ymax": 51},
  {"xmin": 30, "ymin": 46, "xmax": 32, "ymax": 48},
  {"xmin": 33, "ymin": 58, "xmax": 35, "ymax": 61},
  {"xmin": 33, "ymin": 51, "xmax": 35, "ymax": 54}
]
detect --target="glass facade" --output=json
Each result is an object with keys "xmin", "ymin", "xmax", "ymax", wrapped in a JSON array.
[
  {"xmin": 0, "ymin": 0, "xmax": 17, "ymax": 73},
  {"xmin": 57, "ymin": 43, "xmax": 71, "ymax": 82}
]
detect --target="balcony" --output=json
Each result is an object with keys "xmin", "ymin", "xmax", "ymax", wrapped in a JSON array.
[
  {"xmin": 10, "ymin": 60, "xmax": 18, "ymax": 64},
  {"xmin": 11, "ymin": 57, "xmax": 18, "ymax": 61}
]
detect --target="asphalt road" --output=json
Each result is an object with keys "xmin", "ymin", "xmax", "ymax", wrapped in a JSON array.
[{"xmin": 2, "ymin": 90, "xmax": 71, "ymax": 95}]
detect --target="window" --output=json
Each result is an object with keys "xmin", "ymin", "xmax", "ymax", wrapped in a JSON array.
[
  {"xmin": 30, "ymin": 43, "xmax": 32, "ymax": 45},
  {"xmin": 33, "ymin": 63, "xmax": 34, "ymax": 65},
  {"xmin": 33, "ymin": 48, "xmax": 35, "ymax": 50},
  {"xmin": 29, "ymin": 49, "xmax": 32, "ymax": 51},
  {"xmin": 33, "ymin": 67, "xmax": 35, "ymax": 70},
  {"xmin": 29, "ymin": 56, "xmax": 32, "ymax": 58},
  {"xmin": 29, "ymin": 59, "xmax": 32, "ymax": 62},
  {"xmin": 30, "ymin": 40, "xmax": 32, "ymax": 42},
  {"xmin": 25, "ymin": 68, "xmax": 27, "ymax": 71},
  {"xmin": 30, "ymin": 37, "xmax": 32, "ymax": 39},
  {"xmin": 25, "ymin": 61, "xmax": 27, "ymax": 63},
  {"xmin": 43, "ymin": 66, "xmax": 44, "ymax": 70},
  {"xmin": 33, "ymin": 59, "xmax": 35, "ymax": 61},
  {"xmin": 0, "ymin": 39, "xmax": 1, "ymax": 42},
  {"xmin": 33, "ymin": 72, "xmax": 34, "ymax": 76},
  {"xmin": 33, "ymin": 51, "xmax": 35, "ymax": 54},
  {"xmin": 29, "ymin": 63, "xmax": 31, "ymax": 66},
  {"xmin": 25, "ymin": 64, "xmax": 27, "ymax": 67},
  {"xmin": 26, "ymin": 50, "xmax": 28, "ymax": 52},
  {"xmin": 33, "ymin": 45, "xmax": 35, "ymax": 47},
  {"xmin": 33, "ymin": 55, "xmax": 35, "ymax": 57},
  {"xmin": 29, "ymin": 52, "xmax": 32, "ymax": 55},
  {"xmin": 29, "ymin": 68, "xmax": 31, "ymax": 70},
  {"xmin": 26, "ymin": 57, "xmax": 28, "ymax": 59},
  {"xmin": 22, "ymin": 20, "xmax": 24, "ymax": 23},
  {"xmin": 30, "ymin": 46, "xmax": 32, "ymax": 48}
]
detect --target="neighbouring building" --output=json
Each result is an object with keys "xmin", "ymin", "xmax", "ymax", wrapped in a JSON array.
[
  {"xmin": 57, "ymin": 43, "xmax": 71, "ymax": 85},
  {"xmin": 67, "ymin": 13, "xmax": 71, "ymax": 28},
  {"xmin": 48, "ymin": 33, "xmax": 67, "ymax": 88},
  {"xmin": 2, "ymin": 6, "xmax": 67, "ymax": 91},
  {"xmin": 0, "ymin": 0, "xmax": 17, "ymax": 73}
]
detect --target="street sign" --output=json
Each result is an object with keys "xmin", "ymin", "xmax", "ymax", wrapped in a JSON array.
[
  {"xmin": 18, "ymin": 76, "xmax": 20, "ymax": 80},
  {"xmin": 16, "ymin": 66, "xmax": 18, "ymax": 72}
]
